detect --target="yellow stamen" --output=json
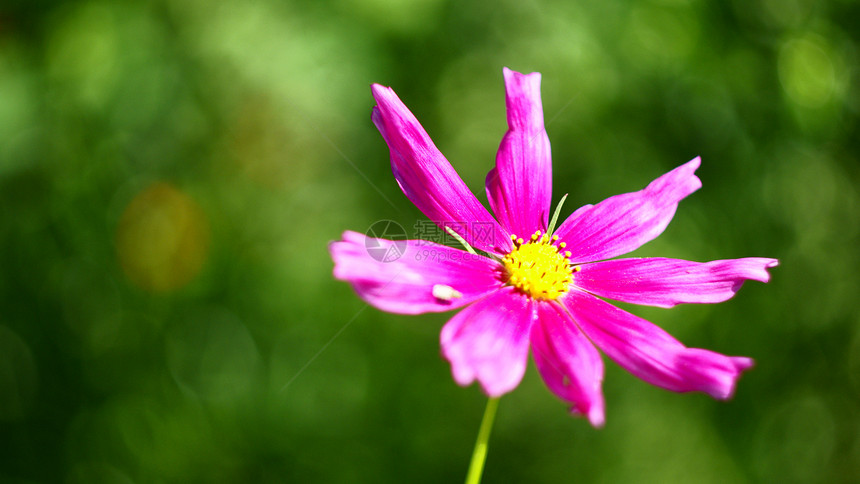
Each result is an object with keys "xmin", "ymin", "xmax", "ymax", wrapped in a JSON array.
[{"xmin": 502, "ymin": 231, "xmax": 573, "ymax": 300}]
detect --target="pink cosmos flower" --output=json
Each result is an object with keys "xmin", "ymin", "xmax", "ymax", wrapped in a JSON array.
[{"xmin": 329, "ymin": 68, "xmax": 777, "ymax": 427}]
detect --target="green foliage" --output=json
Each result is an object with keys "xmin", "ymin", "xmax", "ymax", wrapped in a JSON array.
[{"xmin": 0, "ymin": 0, "xmax": 858, "ymax": 482}]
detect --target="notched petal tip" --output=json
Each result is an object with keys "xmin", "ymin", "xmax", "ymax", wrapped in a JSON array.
[
  {"xmin": 554, "ymin": 158, "xmax": 705, "ymax": 263},
  {"xmin": 751, "ymin": 258, "xmax": 780, "ymax": 283},
  {"xmin": 531, "ymin": 304, "xmax": 606, "ymax": 427},
  {"xmin": 674, "ymin": 349, "xmax": 755, "ymax": 401},
  {"xmin": 572, "ymin": 404, "xmax": 606, "ymax": 428},
  {"xmin": 733, "ymin": 356, "xmax": 755, "ymax": 371},
  {"xmin": 715, "ymin": 357, "xmax": 755, "ymax": 400},
  {"xmin": 721, "ymin": 257, "xmax": 780, "ymax": 288},
  {"xmin": 369, "ymin": 79, "xmax": 512, "ymax": 254},
  {"xmin": 370, "ymin": 84, "xmax": 410, "ymax": 127},
  {"xmin": 648, "ymin": 156, "xmax": 702, "ymax": 200},
  {"xmin": 566, "ymin": 393, "xmax": 606, "ymax": 427},
  {"xmin": 440, "ymin": 289, "xmax": 533, "ymax": 398},
  {"xmin": 502, "ymin": 66, "xmax": 542, "ymax": 84},
  {"xmin": 502, "ymin": 67, "xmax": 545, "ymax": 132},
  {"xmin": 489, "ymin": 66, "xmax": 552, "ymax": 236},
  {"xmin": 574, "ymin": 256, "xmax": 780, "ymax": 308},
  {"xmin": 563, "ymin": 291, "xmax": 756, "ymax": 401},
  {"xmin": 761, "ymin": 258, "xmax": 780, "ymax": 282},
  {"xmin": 329, "ymin": 230, "xmax": 361, "ymax": 279},
  {"xmin": 370, "ymin": 83, "xmax": 393, "ymax": 101}
]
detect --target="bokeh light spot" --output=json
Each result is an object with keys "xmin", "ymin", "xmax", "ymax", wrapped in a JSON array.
[
  {"xmin": 116, "ymin": 182, "xmax": 209, "ymax": 292},
  {"xmin": 46, "ymin": 2, "xmax": 119, "ymax": 109},
  {"xmin": 0, "ymin": 51, "xmax": 40, "ymax": 177},
  {"xmin": 778, "ymin": 35, "xmax": 838, "ymax": 107},
  {"xmin": 624, "ymin": 5, "xmax": 700, "ymax": 70},
  {"xmin": 341, "ymin": 0, "xmax": 444, "ymax": 34}
]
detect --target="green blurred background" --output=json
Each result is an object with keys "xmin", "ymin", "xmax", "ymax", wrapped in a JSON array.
[{"xmin": 1, "ymin": 0, "xmax": 858, "ymax": 482}]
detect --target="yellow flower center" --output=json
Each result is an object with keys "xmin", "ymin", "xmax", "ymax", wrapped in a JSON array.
[{"xmin": 502, "ymin": 231, "xmax": 576, "ymax": 300}]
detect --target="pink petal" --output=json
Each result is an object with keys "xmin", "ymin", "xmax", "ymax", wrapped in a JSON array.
[
  {"xmin": 485, "ymin": 68, "xmax": 552, "ymax": 237},
  {"xmin": 574, "ymin": 257, "xmax": 779, "ymax": 308},
  {"xmin": 329, "ymin": 231, "xmax": 503, "ymax": 314},
  {"xmin": 555, "ymin": 157, "xmax": 702, "ymax": 263},
  {"xmin": 440, "ymin": 287, "xmax": 535, "ymax": 397},
  {"xmin": 371, "ymin": 85, "xmax": 512, "ymax": 254},
  {"xmin": 531, "ymin": 302, "xmax": 605, "ymax": 427},
  {"xmin": 561, "ymin": 290, "xmax": 753, "ymax": 399}
]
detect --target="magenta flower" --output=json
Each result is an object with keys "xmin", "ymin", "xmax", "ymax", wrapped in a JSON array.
[{"xmin": 330, "ymin": 68, "xmax": 777, "ymax": 427}]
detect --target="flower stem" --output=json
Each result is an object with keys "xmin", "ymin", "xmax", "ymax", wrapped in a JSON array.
[{"xmin": 465, "ymin": 397, "xmax": 500, "ymax": 484}]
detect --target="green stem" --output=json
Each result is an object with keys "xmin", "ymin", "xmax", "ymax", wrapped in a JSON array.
[{"xmin": 465, "ymin": 397, "xmax": 500, "ymax": 484}]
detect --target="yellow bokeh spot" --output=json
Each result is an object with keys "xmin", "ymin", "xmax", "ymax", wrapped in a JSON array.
[
  {"xmin": 502, "ymin": 232, "xmax": 575, "ymax": 300},
  {"xmin": 778, "ymin": 35, "xmax": 839, "ymax": 108},
  {"xmin": 116, "ymin": 182, "xmax": 209, "ymax": 292}
]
